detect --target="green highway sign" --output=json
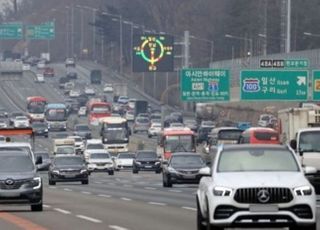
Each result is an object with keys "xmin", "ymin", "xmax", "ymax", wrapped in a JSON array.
[
  {"xmin": 0, "ymin": 24, "xmax": 22, "ymax": 39},
  {"xmin": 313, "ymin": 70, "xmax": 320, "ymax": 100},
  {"xmin": 26, "ymin": 22, "xmax": 55, "ymax": 40},
  {"xmin": 180, "ymin": 68, "xmax": 230, "ymax": 102},
  {"xmin": 240, "ymin": 70, "xmax": 308, "ymax": 101},
  {"xmin": 260, "ymin": 59, "xmax": 309, "ymax": 69}
]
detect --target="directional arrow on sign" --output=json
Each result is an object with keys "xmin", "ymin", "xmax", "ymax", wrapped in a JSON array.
[{"xmin": 297, "ymin": 76, "xmax": 306, "ymax": 86}]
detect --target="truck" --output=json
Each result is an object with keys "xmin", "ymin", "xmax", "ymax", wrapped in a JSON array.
[
  {"xmin": 40, "ymin": 53, "xmax": 50, "ymax": 63},
  {"xmin": 112, "ymin": 83, "xmax": 128, "ymax": 102},
  {"xmin": 90, "ymin": 69, "xmax": 102, "ymax": 84},
  {"xmin": 134, "ymin": 100, "xmax": 148, "ymax": 117},
  {"xmin": 278, "ymin": 107, "xmax": 320, "ymax": 192}
]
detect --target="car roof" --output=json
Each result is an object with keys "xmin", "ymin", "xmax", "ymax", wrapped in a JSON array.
[
  {"xmin": 0, "ymin": 142, "xmax": 31, "ymax": 148},
  {"xmin": 54, "ymin": 155, "xmax": 82, "ymax": 159},
  {"xmin": 171, "ymin": 152, "xmax": 200, "ymax": 157},
  {"xmin": 86, "ymin": 139, "xmax": 102, "ymax": 144},
  {"xmin": 221, "ymin": 144, "xmax": 287, "ymax": 151},
  {"xmin": 85, "ymin": 149, "xmax": 109, "ymax": 154}
]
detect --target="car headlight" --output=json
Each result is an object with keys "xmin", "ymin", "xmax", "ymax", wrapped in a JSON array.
[
  {"xmin": 294, "ymin": 186, "xmax": 312, "ymax": 196},
  {"xmin": 104, "ymin": 138, "xmax": 108, "ymax": 142},
  {"xmin": 32, "ymin": 177, "xmax": 41, "ymax": 189},
  {"xmin": 80, "ymin": 169, "xmax": 88, "ymax": 174},
  {"xmin": 213, "ymin": 187, "xmax": 232, "ymax": 196},
  {"xmin": 52, "ymin": 170, "xmax": 60, "ymax": 174},
  {"xmin": 168, "ymin": 167, "xmax": 177, "ymax": 173},
  {"xmin": 155, "ymin": 162, "xmax": 161, "ymax": 165},
  {"xmin": 44, "ymin": 129, "xmax": 48, "ymax": 132},
  {"xmin": 135, "ymin": 161, "xmax": 141, "ymax": 165}
]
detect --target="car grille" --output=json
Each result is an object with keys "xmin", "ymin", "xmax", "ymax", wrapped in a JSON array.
[
  {"xmin": 60, "ymin": 169, "xmax": 80, "ymax": 174},
  {"xmin": 177, "ymin": 170, "xmax": 199, "ymax": 174},
  {"xmin": 0, "ymin": 179, "xmax": 30, "ymax": 190},
  {"xmin": 234, "ymin": 187, "xmax": 293, "ymax": 204}
]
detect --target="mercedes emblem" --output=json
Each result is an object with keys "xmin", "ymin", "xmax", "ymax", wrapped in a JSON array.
[
  {"xmin": 5, "ymin": 179, "xmax": 14, "ymax": 186},
  {"xmin": 257, "ymin": 189, "xmax": 270, "ymax": 203}
]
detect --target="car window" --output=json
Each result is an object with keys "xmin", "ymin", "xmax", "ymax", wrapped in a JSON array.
[
  {"xmin": 0, "ymin": 153, "xmax": 34, "ymax": 172},
  {"xmin": 90, "ymin": 153, "xmax": 110, "ymax": 159},
  {"xmin": 54, "ymin": 157, "xmax": 84, "ymax": 165},
  {"xmin": 137, "ymin": 152, "xmax": 157, "ymax": 159},
  {"xmin": 218, "ymin": 148, "xmax": 299, "ymax": 172},
  {"xmin": 170, "ymin": 155, "xmax": 204, "ymax": 167}
]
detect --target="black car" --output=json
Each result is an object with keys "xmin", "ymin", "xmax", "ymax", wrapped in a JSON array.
[
  {"xmin": 77, "ymin": 94, "xmax": 89, "ymax": 107},
  {"xmin": 48, "ymin": 155, "xmax": 89, "ymax": 185},
  {"xmin": 32, "ymin": 122, "xmax": 48, "ymax": 137},
  {"xmin": 132, "ymin": 151, "xmax": 161, "ymax": 174},
  {"xmin": 59, "ymin": 77, "xmax": 69, "ymax": 89},
  {"xmin": 66, "ymin": 71, "xmax": 77, "ymax": 80},
  {"xmin": 34, "ymin": 151, "xmax": 51, "ymax": 171},
  {"xmin": 197, "ymin": 126, "xmax": 214, "ymax": 144},
  {"xmin": 0, "ymin": 150, "xmax": 43, "ymax": 211},
  {"xmin": 74, "ymin": 124, "xmax": 92, "ymax": 139},
  {"xmin": 162, "ymin": 152, "xmax": 207, "ymax": 187}
]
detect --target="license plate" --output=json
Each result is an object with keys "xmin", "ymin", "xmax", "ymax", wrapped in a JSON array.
[
  {"xmin": 249, "ymin": 205, "xmax": 278, "ymax": 212},
  {"xmin": 1, "ymin": 192, "xmax": 19, "ymax": 197},
  {"xmin": 145, "ymin": 166, "xmax": 152, "ymax": 168},
  {"xmin": 183, "ymin": 175, "xmax": 196, "ymax": 179}
]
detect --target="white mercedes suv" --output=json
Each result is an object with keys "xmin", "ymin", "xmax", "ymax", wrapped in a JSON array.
[{"xmin": 197, "ymin": 144, "xmax": 317, "ymax": 230}]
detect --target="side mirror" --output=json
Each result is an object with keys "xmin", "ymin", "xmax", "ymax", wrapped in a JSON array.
[
  {"xmin": 35, "ymin": 156, "xmax": 43, "ymax": 165},
  {"xmin": 162, "ymin": 160, "xmax": 168, "ymax": 165},
  {"xmin": 199, "ymin": 167, "xmax": 211, "ymax": 176},
  {"xmin": 290, "ymin": 139, "xmax": 297, "ymax": 150},
  {"xmin": 304, "ymin": 166, "xmax": 317, "ymax": 175}
]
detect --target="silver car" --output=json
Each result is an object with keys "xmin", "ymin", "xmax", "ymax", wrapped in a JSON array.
[{"xmin": 197, "ymin": 144, "xmax": 317, "ymax": 230}]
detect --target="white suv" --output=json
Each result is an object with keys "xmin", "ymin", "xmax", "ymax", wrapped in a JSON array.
[{"xmin": 197, "ymin": 144, "xmax": 317, "ymax": 230}]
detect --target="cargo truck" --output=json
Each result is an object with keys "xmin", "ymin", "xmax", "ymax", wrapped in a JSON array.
[
  {"xmin": 90, "ymin": 69, "xmax": 102, "ymax": 84},
  {"xmin": 134, "ymin": 100, "xmax": 148, "ymax": 117},
  {"xmin": 278, "ymin": 107, "xmax": 320, "ymax": 192}
]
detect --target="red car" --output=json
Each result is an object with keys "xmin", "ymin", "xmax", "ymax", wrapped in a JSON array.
[{"xmin": 43, "ymin": 67, "xmax": 54, "ymax": 77}]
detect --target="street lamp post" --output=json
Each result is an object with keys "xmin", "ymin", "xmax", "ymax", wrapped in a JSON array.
[
  {"xmin": 225, "ymin": 34, "xmax": 253, "ymax": 58},
  {"xmin": 303, "ymin": 32, "xmax": 320, "ymax": 38},
  {"xmin": 190, "ymin": 35, "xmax": 214, "ymax": 65}
]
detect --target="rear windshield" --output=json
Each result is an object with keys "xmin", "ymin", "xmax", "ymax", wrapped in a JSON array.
[
  {"xmin": 87, "ymin": 144, "xmax": 104, "ymax": 149},
  {"xmin": 254, "ymin": 131, "xmax": 279, "ymax": 141},
  {"xmin": 218, "ymin": 130, "xmax": 242, "ymax": 140},
  {"xmin": 137, "ymin": 152, "xmax": 157, "ymax": 159},
  {"xmin": 137, "ymin": 118, "xmax": 149, "ymax": 123}
]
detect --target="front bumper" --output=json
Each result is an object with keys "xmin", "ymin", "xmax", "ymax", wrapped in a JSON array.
[
  {"xmin": 134, "ymin": 163, "xmax": 161, "ymax": 171},
  {"xmin": 168, "ymin": 173, "xmax": 201, "ymax": 184},
  {"xmin": 87, "ymin": 164, "xmax": 114, "ymax": 172},
  {"xmin": 0, "ymin": 187, "xmax": 42, "ymax": 205},
  {"xmin": 49, "ymin": 172, "xmax": 88, "ymax": 182},
  {"xmin": 206, "ymin": 192, "xmax": 316, "ymax": 228}
]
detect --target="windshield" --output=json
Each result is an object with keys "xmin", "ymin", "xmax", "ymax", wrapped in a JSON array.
[
  {"xmin": 45, "ymin": 108, "xmax": 67, "ymax": 121},
  {"xmin": 118, "ymin": 153, "xmax": 135, "ymax": 159},
  {"xmin": 0, "ymin": 154, "xmax": 34, "ymax": 172},
  {"xmin": 32, "ymin": 123, "xmax": 47, "ymax": 128},
  {"xmin": 104, "ymin": 128, "xmax": 127, "ymax": 140},
  {"xmin": 27, "ymin": 101, "xmax": 46, "ymax": 114},
  {"xmin": 87, "ymin": 144, "xmax": 104, "ymax": 149},
  {"xmin": 54, "ymin": 157, "xmax": 84, "ymax": 166},
  {"xmin": 170, "ymin": 155, "xmax": 205, "ymax": 168},
  {"xmin": 299, "ymin": 131, "xmax": 320, "ymax": 152},
  {"xmin": 56, "ymin": 147, "xmax": 74, "ymax": 155},
  {"xmin": 76, "ymin": 125, "xmax": 90, "ymax": 131},
  {"xmin": 91, "ymin": 106, "xmax": 110, "ymax": 114},
  {"xmin": 164, "ymin": 135, "xmax": 194, "ymax": 152},
  {"xmin": 218, "ymin": 130, "xmax": 242, "ymax": 140},
  {"xmin": 137, "ymin": 152, "xmax": 157, "ymax": 159},
  {"xmin": 35, "ymin": 152, "xmax": 49, "ymax": 159},
  {"xmin": 218, "ymin": 148, "xmax": 299, "ymax": 172},
  {"xmin": 90, "ymin": 153, "xmax": 110, "ymax": 159}
]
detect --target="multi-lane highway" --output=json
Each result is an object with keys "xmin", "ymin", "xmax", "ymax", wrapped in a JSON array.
[{"xmin": 0, "ymin": 63, "xmax": 318, "ymax": 230}]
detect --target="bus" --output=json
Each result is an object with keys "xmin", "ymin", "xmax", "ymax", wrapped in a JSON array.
[
  {"xmin": 157, "ymin": 127, "xmax": 196, "ymax": 160},
  {"xmin": 45, "ymin": 103, "xmax": 68, "ymax": 131},
  {"xmin": 90, "ymin": 69, "xmax": 102, "ymax": 84},
  {"xmin": 100, "ymin": 117, "xmax": 130, "ymax": 154},
  {"xmin": 87, "ymin": 101, "xmax": 112, "ymax": 125},
  {"xmin": 26, "ymin": 96, "xmax": 47, "ymax": 122}
]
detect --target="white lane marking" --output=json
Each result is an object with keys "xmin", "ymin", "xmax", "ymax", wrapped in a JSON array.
[
  {"xmin": 43, "ymin": 204, "xmax": 51, "ymax": 208},
  {"xmin": 121, "ymin": 197, "xmax": 132, "ymax": 201},
  {"xmin": 64, "ymin": 188, "xmax": 72, "ymax": 192},
  {"xmin": 109, "ymin": 225, "xmax": 129, "ymax": 230},
  {"xmin": 182, "ymin": 206, "xmax": 197, "ymax": 211},
  {"xmin": 95, "ymin": 181, "xmax": 103, "ymax": 184},
  {"xmin": 76, "ymin": 215, "xmax": 102, "ymax": 223},
  {"xmin": 148, "ymin": 202, "xmax": 166, "ymax": 206},
  {"xmin": 98, "ymin": 194, "xmax": 112, "ymax": 198},
  {"xmin": 169, "ymin": 189, "xmax": 182, "ymax": 193},
  {"xmin": 144, "ymin": 187, "xmax": 156, "ymax": 190},
  {"xmin": 81, "ymin": 191, "xmax": 92, "ymax": 195},
  {"xmin": 54, "ymin": 208, "xmax": 72, "ymax": 214}
]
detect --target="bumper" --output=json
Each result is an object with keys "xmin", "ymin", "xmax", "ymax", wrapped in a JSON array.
[
  {"xmin": 134, "ymin": 127, "xmax": 149, "ymax": 132},
  {"xmin": 206, "ymin": 193, "xmax": 316, "ymax": 228},
  {"xmin": 168, "ymin": 174, "xmax": 201, "ymax": 184},
  {"xmin": 49, "ymin": 172, "xmax": 88, "ymax": 182},
  {"xmin": 34, "ymin": 131, "xmax": 48, "ymax": 136},
  {"xmin": 87, "ymin": 164, "xmax": 114, "ymax": 172},
  {"xmin": 134, "ymin": 164, "xmax": 161, "ymax": 171},
  {"xmin": 0, "ymin": 187, "xmax": 42, "ymax": 205},
  {"xmin": 104, "ymin": 144, "xmax": 128, "ymax": 154}
]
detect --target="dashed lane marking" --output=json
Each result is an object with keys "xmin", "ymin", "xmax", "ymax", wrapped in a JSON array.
[
  {"xmin": 98, "ymin": 194, "xmax": 112, "ymax": 198},
  {"xmin": 81, "ymin": 191, "xmax": 92, "ymax": 195},
  {"xmin": 121, "ymin": 197, "xmax": 132, "ymax": 201},
  {"xmin": 148, "ymin": 202, "xmax": 167, "ymax": 206},
  {"xmin": 109, "ymin": 225, "xmax": 129, "ymax": 230},
  {"xmin": 54, "ymin": 208, "xmax": 72, "ymax": 215},
  {"xmin": 169, "ymin": 189, "xmax": 182, "ymax": 193},
  {"xmin": 63, "ymin": 188, "xmax": 72, "ymax": 192},
  {"xmin": 76, "ymin": 215, "xmax": 102, "ymax": 223},
  {"xmin": 144, "ymin": 187, "xmax": 156, "ymax": 190},
  {"xmin": 182, "ymin": 206, "xmax": 197, "ymax": 211}
]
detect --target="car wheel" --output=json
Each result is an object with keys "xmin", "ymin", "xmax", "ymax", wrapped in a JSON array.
[
  {"xmin": 132, "ymin": 169, "xmax": 138, "ymax": 174},
  {"xmin": 31, "ymin": 203, "xmax": 43, "ymax": 212},
  {"xmin": 166, "ymin": 176, "xmax": 172, "ymax": 187},
  {"xmin": 82, "ymin": 179, "xmax": 89, "ymax": 185},
  {"xmin": 197, "ymin": 197, "xmax": 206, "ymax": 230},
  {"xmin": 133, "ymin": 130, "xmax": 137, "ymax": 134},
  {"xmin": 108, "ymin": 170, "xmax": 114, "ymax": 175},
  {"xmin": 148, "ymin": 134, "xmax": 152, "ymax": 138},
  {"xmin": 155, "ymin": 169, "xmax": 161, "ymax": 174},
  {"xmin": 48, "ymin": 179, "xmax": 55, "ymax": 185},
  {"xmin": 163, "ymin": 174, "xmax": 168, "ymax": 187}
]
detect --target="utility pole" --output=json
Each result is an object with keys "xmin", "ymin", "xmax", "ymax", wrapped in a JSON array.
[
  {"xmin": 119, "ymin": 15, "xmax": 123, "ymax": 75},
  {"xmin": 92, "ymin": 10, "xmax": 96, "ymax": 60},
  {"xmin": 71, "ymin": 5, "xmax": 75, "ymax": 57},
  {"xmin": 13, "ymin": 0, "xmax": 17, "ymax": 14},
  {"xmin": 286, "ymin": 0, "xmax": 291, "ymax": 53}
]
